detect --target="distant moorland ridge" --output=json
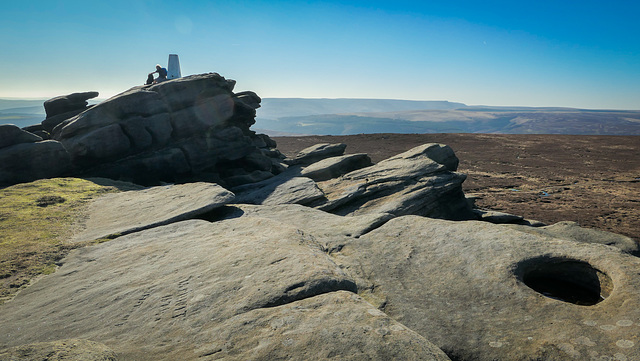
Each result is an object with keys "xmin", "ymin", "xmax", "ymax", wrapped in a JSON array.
[
  {"xmin": 256, "ymin": 98, "xmax": 640, "ymax": 135},
  {"xmin": 3, "ymin": 97, "xmax": 640, "ymax": 135}
]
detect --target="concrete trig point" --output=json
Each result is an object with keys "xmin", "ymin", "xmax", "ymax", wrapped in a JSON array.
[{"xmin": 167, "ymin": 54, "xmax": 181, "ymax": 79}]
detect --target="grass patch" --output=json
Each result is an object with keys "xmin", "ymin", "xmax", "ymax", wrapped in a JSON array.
[{"xmin": 0, "ymin": 177, "xmax": 138, "ymax": 303}]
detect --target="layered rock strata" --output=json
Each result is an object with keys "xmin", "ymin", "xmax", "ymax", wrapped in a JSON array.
[{"xmin": 1, "ymin": 74, "xmax": 284, "ymax": 188}]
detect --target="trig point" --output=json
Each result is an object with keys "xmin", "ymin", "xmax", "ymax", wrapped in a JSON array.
[{"xmin": 167, "ymin": 54, "xmax": 181, "ymax": 79}]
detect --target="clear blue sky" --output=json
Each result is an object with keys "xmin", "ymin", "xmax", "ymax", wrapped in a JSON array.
[{"xmin": 1, "ymin": 0, "xmax": 639, "ymax": 109}]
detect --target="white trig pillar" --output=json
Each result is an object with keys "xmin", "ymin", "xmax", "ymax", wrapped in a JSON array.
[{"xmin": 167, "ymin": 54, "xmax": 181, "ymax": 79}]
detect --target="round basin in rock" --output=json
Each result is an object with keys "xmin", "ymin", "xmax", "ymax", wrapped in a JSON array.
[
  {"xmin": 516, "ymin": 256, "xmax": 612, "ymax": 306},
  {"xmin": 334, "ymin": 216, "xmax": 640, "ymax": 361}
]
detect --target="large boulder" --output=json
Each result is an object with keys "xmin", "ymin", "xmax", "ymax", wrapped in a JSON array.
[
  {"xmin": 0, "ymin": 140, "xmax": 71, "ymax": 186},
  {"xmin": 0, "ymin": 124, "xmax": 42, "ymax": 149},
  {"xmin": 288, "ymin": 143, "xmax": 348, "ymax": 165},
  {"xmin": 300, "ymin": 153, "xmax": 373, "ymax": 181},
  {"xmin": 44, "ymin": 91, "xmax": 98, "ymax": 118},
  {"xmin": 313, "ymin": 143, "xmax": 474, "ymax": 219},
  {"xmin": 233, "ymin": 176, "xmax": 325, "ymax": 205},
  {"xmin": 333, "ymin": 216, "xmax": 640, "ymax": 360}
]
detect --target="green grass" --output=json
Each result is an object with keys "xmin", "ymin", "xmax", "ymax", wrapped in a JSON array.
[{"xmin": 0, "ymin": 178, "xmax": 130, "ymax": 303}]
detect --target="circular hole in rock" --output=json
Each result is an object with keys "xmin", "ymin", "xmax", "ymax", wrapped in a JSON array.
[{"xmin": 515, "ymin": 257, "xmax": 612, "ymax": 306}]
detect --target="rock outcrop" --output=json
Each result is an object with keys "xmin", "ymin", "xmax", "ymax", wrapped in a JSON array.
[
  {"xmin": 0, "ymin": 125, "xmax": 71, "ymax": 185},
  {"xmin": 0, "ymin": 74, "xmax": 284, "ymax": 188},
  {"xmin": 1, "ymin": 186, "xmax": 639, "ymax": 360},
  {"xmin": 42, "ymin": 91, "xmax": 100, "ymax": 134},
  {"xmin": 230, "ymin": 142, "xmax": 474, "ymax": 220},
  {"xmin": 331, "ymin": 216, "xmax": 640, "ymax": 360},
  {"xmin": 0, "ymin": 216, "xmax": 451, "ymax": 361}
]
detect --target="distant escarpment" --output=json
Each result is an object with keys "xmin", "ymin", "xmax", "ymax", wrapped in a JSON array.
[{"xmin": 1, "ymin": 74, "xmax": 277, "ymax": 187}]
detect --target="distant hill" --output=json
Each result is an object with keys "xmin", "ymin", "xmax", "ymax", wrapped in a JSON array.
[
  {"xmin": 258, "ymin": 98, "xmax": 466, "ymax": 119},
  {"xmin": 0, "ymin": 101, "xmax": 46, "ymax": 128},
  {"xmin": 0, "ymin": 99, "xmax": 47, "ymax": 111},
  {"xmin": 2, "ymin": 97, "xmax": 640, "ymax": 136},
  {"xmin": 256, "ymin": 99, "xmax": 640, "ymax": 136}
]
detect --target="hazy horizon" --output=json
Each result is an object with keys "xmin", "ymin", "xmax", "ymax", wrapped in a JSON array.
[
  {"xmin": 1, "ymin": 96, "xmax": 639, "ymax": 112},
  {"xmin": 1, "ymin": 1, "xmax": 639, "ymax": 110}
]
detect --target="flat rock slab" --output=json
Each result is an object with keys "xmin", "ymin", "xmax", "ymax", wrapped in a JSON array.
[
  {"xmin": 334, "ymin": 216, "xmax": 640, "ymax": 360},
  {"xmin": 218, "ymin": 203, "xmax": 394, "ymax": 249},
  {"xmin": 72, "ymin": 182, "xmax": 234, "ymax": 242},
  {"xmin": 232, "ymin": 176, "xmax": 324, "ymax": 206},
  {"xmin": 0, "ymin": 217, "xmax": 449, "ymax": 360}
]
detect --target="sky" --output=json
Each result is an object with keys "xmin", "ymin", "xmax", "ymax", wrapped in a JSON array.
[{"xmin": 1, "ymin": 0, "xmax": 639, "ymax": 109}]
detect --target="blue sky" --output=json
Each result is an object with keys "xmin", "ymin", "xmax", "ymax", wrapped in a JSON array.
[{"xmin": 1, "ymin": 0, "xmax": 639, "ymax": 109}]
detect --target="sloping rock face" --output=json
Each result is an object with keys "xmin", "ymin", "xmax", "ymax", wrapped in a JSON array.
[
  {"xmin": 0, "ymin": 217, "xmax": 450, "ymax": 361},
  {"xmin": 332, "ymin": 216, "xmax": 640, "ymax": 361},
  {"xmin": 72, "ymin": 182, "xmax": 235, "ymax": 242}
]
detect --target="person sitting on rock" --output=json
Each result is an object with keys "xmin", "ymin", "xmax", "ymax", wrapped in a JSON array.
[{"xmin": 149, "ymin": 64, "xmax": 168, "ymax": 84}]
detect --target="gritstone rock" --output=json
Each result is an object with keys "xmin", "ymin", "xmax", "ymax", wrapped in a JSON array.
[
  {"xmin": 0, "ymin": 124, "xmax": 42, "ymax": 149},
  {"xmin": 506, "ymin": 220, "xmax": 640, "ymax": 255},
  {"xmin": 0, "ymin": 140, "xmax": 71, "ymax": 186},
  {"xmin": 332, "ymin": 216, "xmax": 640, "ymax": 360},
  {"xmin": 312, "ymin": 143, "xmax": 474, "ymax": 220},
  {"xmin": 0, "ymin": 339, "xmax": 117, "ymax": 361},
  {"xmin": 46, "ymin": 73, "xmax": 284, "ymax": 187},
  {"xmin": 288, "ymin": 143, "xmax": 348, "ymax": 165},
  {"xmin": 0, "ymin": 217, "xmax": 450, "ymax": 361},
  {"xmin": 71, "ymin": 182, "xmax": 235, "ymax": 242},
  {"xmin": 43, "ymin": 91, "xmax": 99, "ymax": 118},
  {"xmin": 300, "ymin": 153, "xmax": 373, "ymax": 181}
]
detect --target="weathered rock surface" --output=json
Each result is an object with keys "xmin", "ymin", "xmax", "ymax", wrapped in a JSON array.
[
  {"xmin": 333, "ymin": 216, "xmax": 640, "ymax": 360},
  {"xmin": 0, "ymin": 140, "xmax": 72, "ymax": 185},
  {"xmin": 0, "ymin": 124, "xmax": 42, "ymax": 148},
  {"xmin": 213, "ymin": 203, "xmax": 394, "ymax": 248},
  {"xmin": 1, "ymin": 74, "xmax": 286, "ymax": 187},
  {"xmin": 48, "ymin": 74, "xmax": 279, "ymax": 186},
  {"xmin": 300, "ymin": 153, "xmax": 372, "ymax": 181},
  {"xmin": 44, "ymin": 91, "xmax": 99, "ymax": 118},
  {"xmin": 313, "ymin": 143, "xmax": 474, "ymax": 219},
  {"xmin": 72, "ymin": 182, "xmax": 234, "ymax": 242},
  {"xmin": 507, "ymin": 220, "xmax": 640, "ymax": 255},
  {"xmin": 0, "ymin": 339, "xmax": 117, "ymax": 361},
  {"xmin": 230, "ymin": 143, "xmax": 474, "ymax": 221},
  {"xmin": 0, "ymin": 217, "xmax": 450, "ymax": 361},
  {"xmin": 288, "ymin": 143, "xmax": 348, "ymax": 165}
]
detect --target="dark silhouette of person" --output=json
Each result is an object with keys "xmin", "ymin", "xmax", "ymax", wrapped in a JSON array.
[{"xmin": 147, "ymin": 64, "xmax": 168, "ymax": 84}]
